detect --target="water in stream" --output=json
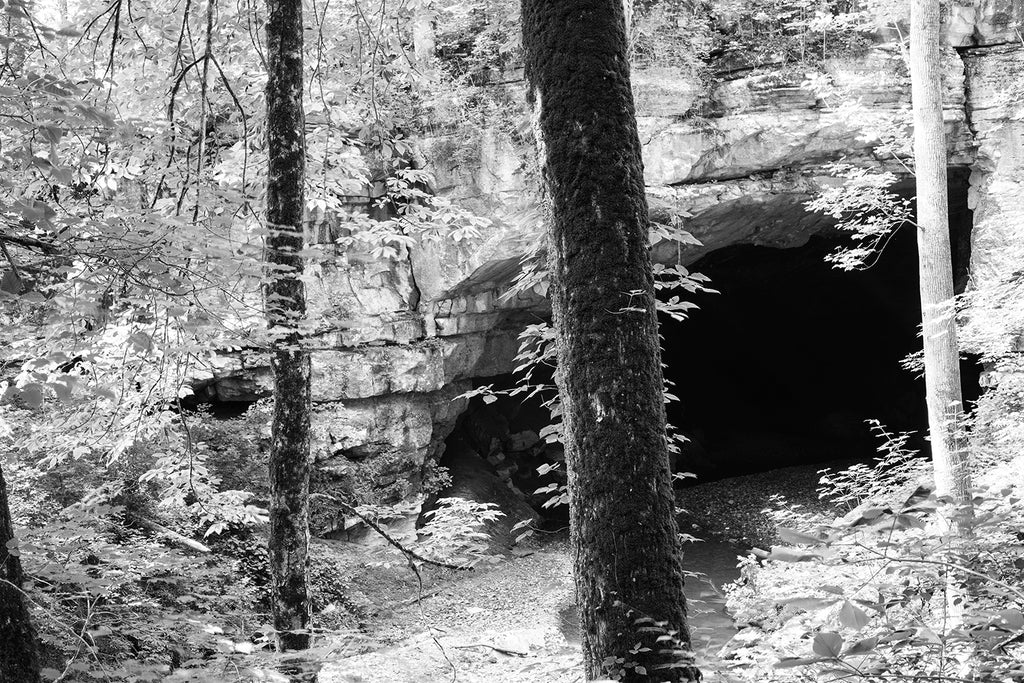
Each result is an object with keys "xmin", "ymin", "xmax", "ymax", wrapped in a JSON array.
[{"xmin": 683, "ymin": 539, "xmax": 746, "ymax": 656}]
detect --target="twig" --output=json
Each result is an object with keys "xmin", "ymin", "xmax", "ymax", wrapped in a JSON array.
[
  {"xmin": 451, "ymin": 642, "xmax": 528, "ymax": 657},
  {"xmin": 128, "ymin": 512, "xmax": 211, "ymax": 553},
  {"xmin": 393, "ymin": 587, "xmax": 444, "ymax": 607},
  {"xmin": 103, "ymin": 0, "xmax": 122, "ymax": 80},
  {"xmin": 850, "ymin": 543, "xmax": 1024, "ymax": 603},
  {"xmin": 309, "ymin": 493, "xmax": 471, "ymax": 571},
  {"xmin": 0, "ymin": 230, "xmax": 62, "ymax": 254}
]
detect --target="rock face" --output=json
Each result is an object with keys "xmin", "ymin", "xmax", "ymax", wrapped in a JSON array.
[
  {"xmin": 964, "ymin": 44, "xmax": 1024, "ymax": 297},
  {"xmin": 206, "ymin": 2, "xmax": 1023, "ymax": 505}
]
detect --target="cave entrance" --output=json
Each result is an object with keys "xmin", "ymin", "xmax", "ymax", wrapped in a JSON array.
[
  {"xmin": 664, "ymin": 220, "xmax": 980, "ymax": 483},
  {"xmin": 435, "ymin": 172, "xmax": 981, "ymax": 522}
]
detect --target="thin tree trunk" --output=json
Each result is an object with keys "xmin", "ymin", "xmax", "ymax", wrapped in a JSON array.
[
  {"xmin": 412, "ymin": 1, "xmax": 435, "ymax": 65},
  {"xmin": 909, "ymin": 0, "xmax": 973, "ymax": 529},
  {"xmin": 265, "ymin": 0, "xmax": 312, "ymax": 654},
  {"xmin": 1, "ymin": 465, "xmax": 41, "ymax": 683},
  {"xmin": 522, "ymin": 1, "xmax": 698, "ymax": 680}
]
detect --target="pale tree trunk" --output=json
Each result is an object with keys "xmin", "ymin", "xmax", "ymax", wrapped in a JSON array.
[
  {"xmin": 623, "ymin": 0, "xmax": 634, "ymax": 51},
  {"xmin": 265, "ymin": 0, "xmax": 313, "ymax": 657},
  {"xmin": 1, "ymin": 465, "xmax": 41, "ymax": 683},
  {"xmin": 909, "ymin": 0, "xmax": 973, "ymax": 532},
  {"xmin": 412, "ymin": 1, "xmax": 435, "ymax": 65},
  {"xmin": 522, "ymin": 1, "xmax": 698, "ymax": 680}
]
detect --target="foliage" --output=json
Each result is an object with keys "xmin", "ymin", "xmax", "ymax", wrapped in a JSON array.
[
  {"xmin": 708, "ymin": 0, "xmax": 899, "ymax": 73},
  {"xmin": 805, "ymin": 164, "xmax": 914, "ymax": 271},
  {"xmin": 631, "ymin": 0, "xmax": 714, "ymax": 75},
  {"xmin": 0, "ymin": 0, "xmax": 515, "ymax": 677},
  {"xmin": 721, "ymin": 429, "xmax": 1024, "ymax": 683},
  {"xmin": 816, "ymin": 420, "xmax": 929, "ymax": 510},
  {"xmin": 417, "ymin": 497, "xmax": 505, "ymax": 566}
]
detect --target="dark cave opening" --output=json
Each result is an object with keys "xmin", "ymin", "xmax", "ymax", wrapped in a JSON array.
[
  {"xmin": 665, "ymin": 220, "xmax": 981, "ymax": 483},
  {"xmin": 431, "ymin": 375, "xmax": 567, "ymax": 524},
  {"xmin": 442, "ymin": 177, "xmax": 982, "ymax": 523}
]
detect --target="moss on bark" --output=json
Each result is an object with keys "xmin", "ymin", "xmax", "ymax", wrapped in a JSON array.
[
  {"xmin": 522, "ymin": 0, "xmax": 699, "ymax": 680},
  {"xmin": 1, "ymin": 465, "xmax": 41, "ymax": 683},
  {"xmin": 265, "ymin": 0, "xmax": 312, "ymax": 653}
]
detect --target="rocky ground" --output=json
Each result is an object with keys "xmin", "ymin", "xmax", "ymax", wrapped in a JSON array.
[
  {"xmin": 677, "ymin": 459, "xmax": 861, "ymax": 548},
  {"xmin": 319, "ymin": 541, "xmax": 580, "ymax": 683},
  {"xmin": 314, "ymin": 462, "xmax": 847, "ymax": 682}
]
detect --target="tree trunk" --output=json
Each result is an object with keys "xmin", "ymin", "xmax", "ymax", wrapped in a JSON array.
[
  {"xmin": 909, "ymin": 0, "xmax": 973, "ymax": 527},
  {"xmin": 522, "ymin": 1, "xmax": 698, "ymax": 681},
  {"xmin": 265, "ymin": 0, "xmax": 312, "ymax": 653},
  {"xmin": 1, "ymin": 465, "xmax": 42, "ymax": 683},
  {"xmin": 412, "ymin": 1, "xmax": 436, "ymax": 65}
]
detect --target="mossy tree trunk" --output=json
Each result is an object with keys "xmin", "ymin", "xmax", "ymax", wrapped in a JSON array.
[
  {"xmin": 909, "ymin": 0, "xmax": 973, "ymax": 528},
  {"xmin": 265, "ymin": 0, "xmax": 312, "ymax": 652},
  {"xmin": 522, "ymin": 1, "xmax": 698, "ymax": 680},
  {"xmin": 1, "ymin": 465, "xmax": 41, "ymax": 683}
]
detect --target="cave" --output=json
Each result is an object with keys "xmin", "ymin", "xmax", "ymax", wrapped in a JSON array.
[
  {"xmin": 437, "ymin": 171, "xmax": 982, "ymax": 520},
  {"xmin": 664, "ymin": 203, "xmax": 980, "ymax": 482}
]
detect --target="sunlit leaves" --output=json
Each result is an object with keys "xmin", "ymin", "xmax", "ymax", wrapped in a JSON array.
[{"xmin": 805, "ymin": 163, "xmax": 913, "ymax": 271}]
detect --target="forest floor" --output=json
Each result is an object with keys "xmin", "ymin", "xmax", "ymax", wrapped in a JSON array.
[
  {"xmin": 316, "ymin": 462, "xmax": 843, "ymax": 683},
  {"xmin": 320, "ymin": 540, "xmax": 581, "ymax": 683}
]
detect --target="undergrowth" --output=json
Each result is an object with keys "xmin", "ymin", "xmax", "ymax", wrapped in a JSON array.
[{"xmin": 719, "ymin": 424, "xmax": 1024, "ymax": 683}]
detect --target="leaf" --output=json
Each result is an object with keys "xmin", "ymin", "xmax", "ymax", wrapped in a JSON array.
[
  {"xmin": 859, "ymin": 507, "xmax": 889, "ymax": 519},
  {"xmin": 20, "ymin": 383, "xmax": 44, "ymax": 408},
  {"xmin": 813, "ymin": 632, "xmax": 844, "ymax": 658},
  {"xmin": 511, "ymin": 518, "xmax": 533, "ymax": 531},
  {"xmin": 894, "ymin": 514, "xmax": 926, "ymax": 530},
  {"xmin": 997, "ymin": 608, "xmax": 1024, "ymax": 630},
  {"xmin": 838, "ymin": 601, "xmax": 870, "ymax": 631},
  {"xmin": 775, "ymin": 657, "xmax": 821, "ymax": 668},
  {"xmin": 878, "ymin": 629, "xmax": 915, "ymax": 644},
  {"xmin": 778, "ymin": 527, "xmax": 825, "ymax": 545},
  {"xmin": 482, "ymin": 394, "xmax": 498, "ymax": 404},
  {"xmin": 820, "ymin": 668, "xmax": 856, "ymax": 679},
  {"xmin": 782, "ymin": 596, "xmax": 838, "ymax": 612},
  {"xmin": 50, "ymin": 376, "xmax": 76, "ymax": 402},
  {"xmin": 844, "ymin": 636, "xmax": 878, "ymax": 656},
  {"xmin": 91, "ymin": 386, "xmax": 117, "ymax": 401},
  {"xmin": 768, "ymin": 545, "xmax": 821, "ymax": 562},
  {"xmin": 128, "ymin": 332, "xmax": 153, "ymax": 352}
]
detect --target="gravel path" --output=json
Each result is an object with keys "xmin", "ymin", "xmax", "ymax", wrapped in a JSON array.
[
  {"xmin": 321, "ymin": 542, "xmax": 580, "ymax": 683},
  {"xmin": 678, "ymin": 460, "xmax": 861, "ymax": 547}
]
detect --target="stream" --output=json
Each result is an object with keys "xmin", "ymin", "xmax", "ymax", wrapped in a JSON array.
[{"xmin": 683, "ymin": 539, "xmax": 746, "ymax": 656}]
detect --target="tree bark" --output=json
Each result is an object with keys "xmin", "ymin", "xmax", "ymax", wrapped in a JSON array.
[
  {"xmin": 909, "ymin": 0, "xmax": 973, "ymax": 527},
  {"xmin": 522, "ymin": 1, "xmax": 698, "ymax": 680},
  {"xmin": 265, "ymin": 0, "xmax": 312, "ymax": 653},
  {"xmin": 1, "ymin": 465, "xmax": 42, "ymax": 683}
]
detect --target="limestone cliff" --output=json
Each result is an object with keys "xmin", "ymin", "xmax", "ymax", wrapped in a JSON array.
[{"xmin": 203, "ymin": 0, "xmax": 1024, "ymax": 510}]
